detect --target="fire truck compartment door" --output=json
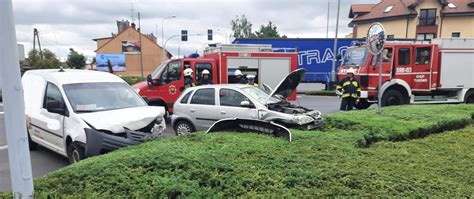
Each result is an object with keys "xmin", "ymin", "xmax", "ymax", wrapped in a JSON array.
[
  {"xmin": 227, "ymin": 58, "xmax": 259, "ymax": 69},
  {"xmin": 259, "ymin": 58, "xmax": 291, "ymax": 89}
]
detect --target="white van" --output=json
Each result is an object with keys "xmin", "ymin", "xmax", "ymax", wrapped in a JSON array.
[{"xmin": 22, "ymin": 69, "xmax": 166, "ymax": 163}]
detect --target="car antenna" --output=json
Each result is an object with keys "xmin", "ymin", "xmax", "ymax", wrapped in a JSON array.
[{"xmin": 58, "ymin": 66, "xmax": 65, "ymax": 72}]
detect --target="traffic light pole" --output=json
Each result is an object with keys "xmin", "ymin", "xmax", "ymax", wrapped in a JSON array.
[{"xmin": 0, "ymin": 0, "xmax": 34, "ymax": 197}]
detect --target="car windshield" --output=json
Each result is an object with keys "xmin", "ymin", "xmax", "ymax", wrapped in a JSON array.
[
  {"xmin": 241, "ymin": 86, "xmax": 281, "ymax": 105},
  {"xmin": 63, "ymin": 82, "xmax": 147, "ymax": 113},
  {"xmin": 150, "ymin": 62, "xmax": 167, "ymax": 79},
  {"xmin": 342, "ymin": 47, "xmax": 368, "ymax": 67}
]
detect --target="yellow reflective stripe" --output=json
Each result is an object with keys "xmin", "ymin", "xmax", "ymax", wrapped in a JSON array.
[
  {"xmin": 336, "ymin": 86, "xmax": 342, "ymax": 89},
  {"xmin": 357, "ymin": 88, "xmax": 361, "ymax": 92},
  {"xmin": 342, "ymin": 82, "xmax": 351, "ymax": 87},
  {"xmin": 352, "ymin": 81, "xmax": 358, "ymax": 87},
  {"xmin": 342, "ymin": 93, "xmax": 350, "ymax": 98}
]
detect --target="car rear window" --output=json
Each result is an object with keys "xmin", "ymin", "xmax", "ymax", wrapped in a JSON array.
[
  {"xmin": 180, "ymin": 91, "xmax": 193, "ymax": 104},
  {"xmin": 190, "ymin": 88, "xmax": 215, "ymax": 105}
]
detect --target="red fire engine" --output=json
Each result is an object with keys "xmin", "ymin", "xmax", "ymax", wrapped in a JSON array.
[
  {"xmin": 337, "ymin": 38, "xmax": 474, "ymax": 109},
  {"xmin": 133, "ymin": 44, "xmax": 298, "ymax": 114}
]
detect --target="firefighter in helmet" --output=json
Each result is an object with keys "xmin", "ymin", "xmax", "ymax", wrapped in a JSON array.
[
  {"xmin": 336, "ymin": 67, "xmax": 361, "ymax": 111},
  {"xmin": 198, "ymin": 69, "xmax": 212, "ymax": 85},
  {"xmin": 234, "ymin": 70, "xmax": 248, "ymax": 84},
  {"xmin": 247, "ymin": 75, "xmax": 258, "ymax": 87},
  {"xmin": 183, "ymin": 68, "xmax": 195, "ymax": 89}
]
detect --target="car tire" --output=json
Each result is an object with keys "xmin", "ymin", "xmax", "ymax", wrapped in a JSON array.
[
  {"xmin": 381, "ymin": 89, "xmax": 406, "ymax": 107},
  {"xmin": 67, "ymin": 142, "xmax": 85, "ymax": 164},
  {"xmin": 464, "ymin": 90, "xmax": 474, "ymax": 104},
  {"xmin": 355, "ymin": 99, "xmax": 372, "ymax": 110},
  {"xmin": 27, "ymin": 129, "xmax": 38, "ymax": 151},
  {"xmin": 174, "ymin": 120, "xmax": 195, "ymax": 136}
]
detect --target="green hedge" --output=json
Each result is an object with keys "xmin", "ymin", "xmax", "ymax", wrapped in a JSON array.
[
  {"xmin": 3, "ymin": 104, "xmax": 474, "ymax": 197},
  {"xmin": 121, "ymin": 76, "xmax": 146, "ymax": 85},
  {"xmin": 305, "ymin": 90, "xmax": 337, "ymax": 96},
  {"xmin": 324, "ymin": 104, "xmax": 474, "ymax": 147}
]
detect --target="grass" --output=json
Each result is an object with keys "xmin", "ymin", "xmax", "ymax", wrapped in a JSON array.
[
  {"xmin": 2, "ymin": 104, "xmax": 474, "ymax": 197},
  {"xmin": 121, "ymin": 76, "xmax": 146, "ymax": 85},
  {"xmin": 305, "ymin": 90, "xmax": 337, "ymax": 96}
]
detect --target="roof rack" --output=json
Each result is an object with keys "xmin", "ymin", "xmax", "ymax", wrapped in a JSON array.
[{"xmin": 204, "ymin": 44, "xmax": 297, "ymax": 54}]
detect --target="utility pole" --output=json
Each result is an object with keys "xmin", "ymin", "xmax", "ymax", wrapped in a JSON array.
[
  {"xmin": 330, "ymin": 0, "xmax": 341, "ymax": 88},
  {"xmin": 0, "ymin": 0, "xmax": 34, "ymax": 197},
  {"xmin": 33, "ymin": 28, "xmax": 43, "ymax": 59},
  {"xmin": 326, "ymin": 0, "xmax": 330, "ymax": 38},
  {"xmin": 138, "ymin": 12, "xmax": 144, "ymax": 77}
]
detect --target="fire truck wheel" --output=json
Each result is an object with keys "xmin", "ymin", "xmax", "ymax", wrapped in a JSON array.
[
  {"xmin": 465, "ymin": 91, "xmax": 474, "ymax": 104},
  {"xmin": 381, "ymin": 89, "xmax": 405, "ymax": 107},
  {"xmin": 355, "ymin": 99, "xmax": 371, "ymax": 109}
]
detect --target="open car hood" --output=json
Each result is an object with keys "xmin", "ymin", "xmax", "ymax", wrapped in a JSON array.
[
  {"xmin": 78, "ymin": 106, "xmax": 165, "ymax": 133},
  {"xmin": 264, "ymin": 68, "xmax": 306, "ymax": 104}
]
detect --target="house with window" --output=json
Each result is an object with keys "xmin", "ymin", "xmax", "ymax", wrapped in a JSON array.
[
  {"xmin": 349, "ymin": 0, "xmax": 474, "ymax": 40},
  {"xmin": 93, "ymin": 20, "xmax": 171, "ymax": 76}
]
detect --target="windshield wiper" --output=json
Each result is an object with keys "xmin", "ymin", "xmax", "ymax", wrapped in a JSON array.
[{"xmin": 76, "ymin": 110, "xmax": 97, "ymax": 113}]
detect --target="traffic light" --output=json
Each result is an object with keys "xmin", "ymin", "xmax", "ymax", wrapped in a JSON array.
[
  {"xmin": 208, "ymin": 29, "xmax": 213, "ymax": 41},
  {"xmin": 181, "ymin": 30, "xmax": 188, "ymax": 41}
]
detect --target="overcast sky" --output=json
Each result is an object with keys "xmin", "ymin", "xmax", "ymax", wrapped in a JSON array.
[{"xmin": 12, "ymin": 0, "xmax": 378, "ymax": 62}]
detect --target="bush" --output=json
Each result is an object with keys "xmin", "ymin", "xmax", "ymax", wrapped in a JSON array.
[
  {"xmin": 121, "ymin": 76, "xmax": 146, "ymax": 85},
  {"xmin": 9, "ymin": 104, "xmax": 474, "ymax": 197},
  {"xmin": 324, "ymin": 104, "xmax": 474, "ymax": 147},
  {"xmin": 305, "ymin": 90, "xmax": 337, "ymax": 96}
]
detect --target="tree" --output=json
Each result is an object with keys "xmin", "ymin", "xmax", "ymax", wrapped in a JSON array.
[
  {"xmin": 231, "ymin": 15, "xmax": 255, "ymax": 38},
  {"xmin": 27, "ymin": 49, "xmax": 60, "ymax": 69},
  {"xmin": 254, "ymin": 21, "xmax": 286, "ymax": 38},
  {"xmin": 66, "ymin": 48, "xmax": 86, "ymax": 69}
]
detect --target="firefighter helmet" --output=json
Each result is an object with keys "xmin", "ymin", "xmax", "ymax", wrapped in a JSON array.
[
  {"xmin": 346, "ymin": 68, "xmax": 356, "ymax": 75},
  {"xmin": 201, "ymin": 69, "xmax": 210, "ymax": 75},
  {"xmin": 184, "ymin": 68, "xmax": 193, "ymax": 76},
  {"xmin": 234, "ymin": 70, "xmax": 243, "ymax": 76}
]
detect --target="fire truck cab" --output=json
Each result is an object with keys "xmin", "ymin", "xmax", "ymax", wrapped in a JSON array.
[
  {"xmin": 133, "ymin": 44, "xmax": 298, "ymax": 114},
  {"xmin": 337, "ymin": 38, "xmax": 474, "ymax": 109}
]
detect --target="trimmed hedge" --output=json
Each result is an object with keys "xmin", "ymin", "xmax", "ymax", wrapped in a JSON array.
[
  {"xmin": 324, "ymin": 104, "xmax": 474, "ymax": 147},
  {"xmin": 3, "ymin": 104, "xmax": 474, "ymax": 197},
  {"xmin": 121, "ymin": 76, "xmax": 146, "ymax": 85},
  {"xmin": 305, "ymin": 90, "xmax": 337, "ymax": 96}
]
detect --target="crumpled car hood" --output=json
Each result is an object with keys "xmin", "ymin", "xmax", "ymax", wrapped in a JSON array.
[{"xmin": 78, "ymin": 106, "xmax": 165, "ymax": 133}]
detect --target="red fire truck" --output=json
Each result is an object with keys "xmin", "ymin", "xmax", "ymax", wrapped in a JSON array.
[
  {"xmin": 133, "ymin": 44, "xmax": 298, "ymax": 114},
  {"xmin": 337, "ymin": 38, "xmax": 474, "ymax": 109}
]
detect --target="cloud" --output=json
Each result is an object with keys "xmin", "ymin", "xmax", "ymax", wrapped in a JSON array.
[{"xmin": 12, "ymin": 0, "xmax": 378, "ymax": 60}]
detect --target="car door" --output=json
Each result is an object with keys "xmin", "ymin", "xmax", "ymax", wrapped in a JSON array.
[
  {"xmin": 217, "ymin": 88, "xmax": 259, "ymax": 120},
  {"xmin": 35, "ymin": 82, "xmax": 66, "ymax": 152},
  {"xmin": 153, "ymin": 60, "xmax": 184, "ymax": 109},
  {"xmin": 188, "ymin": 88, "xmax": 218, "ymax": 131},
  {"xmin": 412, "ymin": 46, "xmax": 433, "ymax": 90}
]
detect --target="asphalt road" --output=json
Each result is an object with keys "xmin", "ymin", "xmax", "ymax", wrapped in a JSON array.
[{"xmin": 0, "ymin": 95, "xmax": 341, "ymax": 191}]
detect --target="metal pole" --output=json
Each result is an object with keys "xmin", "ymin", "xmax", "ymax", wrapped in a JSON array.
[
  {"xmin": 326, "ymin": 0, "xmax": 330, "ymax": 38},
  {"xmin": 138, "ymin": 12, "xmax": 144, "ymax": 77},
  {"xmin": 377, "ymin": 53, "xmax": 383, "ymax": 112},
  {"xmin": 0, "ymin": 0, "xmax": 34, "ymax": 197},
  {"xmin": 330, "ymin": 0, "xmax": 341, "ymax": 87}
]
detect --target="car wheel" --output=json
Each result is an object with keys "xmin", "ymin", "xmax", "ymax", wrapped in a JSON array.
[
  {"xmin": 67, "ymin": 142, "xmax": 85, "ymax": 164},
  {"xmin": 381, "ymin": 89, "xmax": 405, "ymax": 107},
  {"xmin": 355, "ymin": 99, "xmax": 372, "ymax": 109},
  {"xmin": 465, "ymin": 90, "xmax": 474, "ymax": 104},
  {"xmin": 27, "ymin": 129, "xmax": 38, "ymax": 151},
  {"xmin": 174, "ymin": 120, "xmax": 194, "ymax": 136}
]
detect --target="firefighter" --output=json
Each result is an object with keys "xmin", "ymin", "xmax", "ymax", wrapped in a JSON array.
[
  {"xmin": 183, "ymin": 68, "xmax": 195, "ymax": 88},
  {"xmin": 247, "ymin": 75, "xmax": 258, "ymax": 87},
  {"xmin": 198, "ymin": 69, "xmax": 212, "ymax": 85},
  {"xmin": 234, "ymin": 70, "xmax": 248, "ymax": 84},
  {"xmin": 336, "ymin": 68, "xmax": 361, "ymax": 111}
]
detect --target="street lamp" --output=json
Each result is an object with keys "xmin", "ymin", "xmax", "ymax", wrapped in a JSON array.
[{"xmin": 161, "ymin": 15, "xmax": 176, "ymax": 63}]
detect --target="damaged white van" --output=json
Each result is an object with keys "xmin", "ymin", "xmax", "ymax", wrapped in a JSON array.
[{"xmin": 23, "ymin": 69, "xmax": 166, "ymax": 163}]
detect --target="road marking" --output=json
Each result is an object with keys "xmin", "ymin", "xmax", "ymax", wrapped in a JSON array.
[{"xmin": 0, "ymin": 145, "xmax": 7, "ymax": 151}]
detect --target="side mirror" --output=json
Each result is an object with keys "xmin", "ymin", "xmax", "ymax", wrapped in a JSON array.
[
  {"xmin": 142, "ymin": 96, "xmax": 149, "ymax": 104},
  {"xmin": 46, "ymin": 100, "xmax": 67, "ymax": 116},
  {"xmin": 146, "ymin": 74, "xmax": 153, "ymax": 86},
  {"xmin": 240, "ymin": 101, "xmax": 254, "ymax": 108}
]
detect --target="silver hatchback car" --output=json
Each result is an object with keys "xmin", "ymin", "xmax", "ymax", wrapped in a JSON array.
[{"xmin": 171, "ymin": 69, "xmax": 323, "ymax": 135}]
